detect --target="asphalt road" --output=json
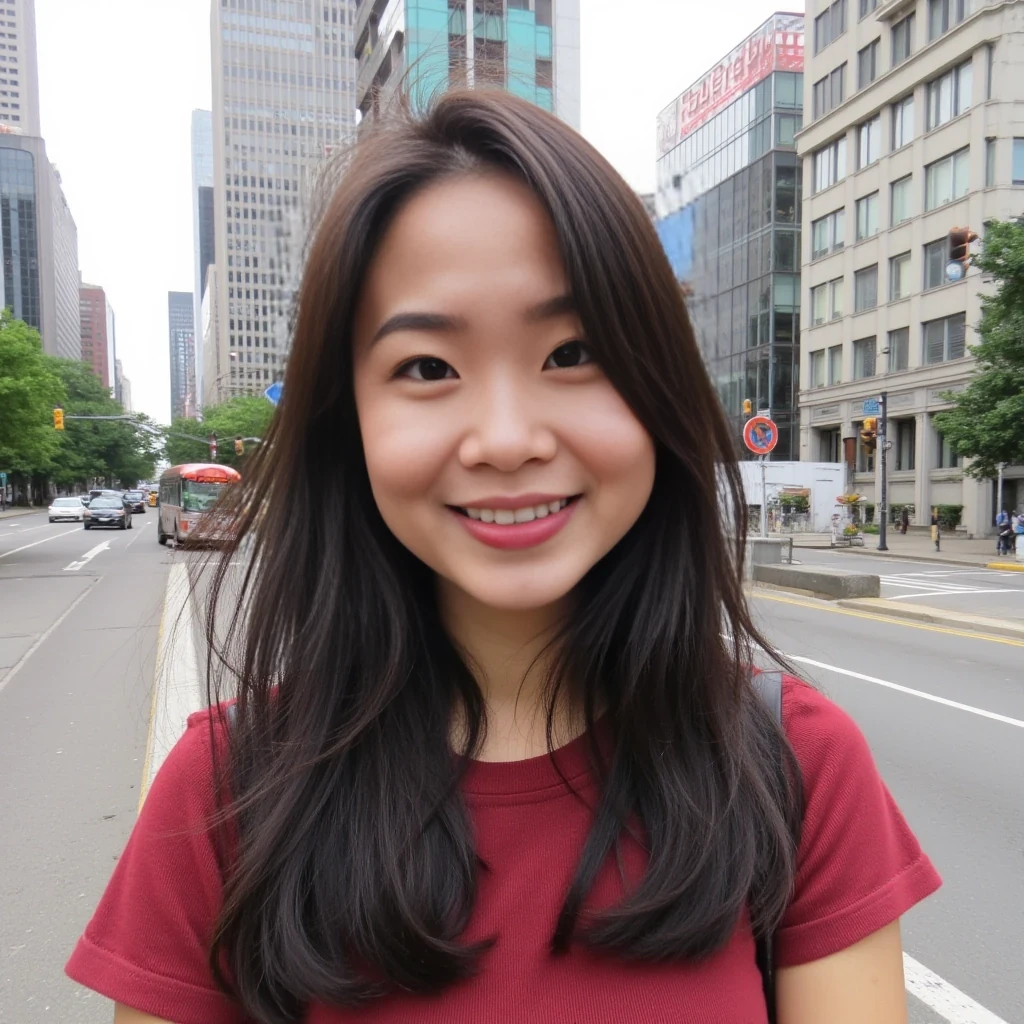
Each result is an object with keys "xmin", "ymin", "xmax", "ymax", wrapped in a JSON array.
[
  {"xmin": 795, "ymin": 548, "xmax": 1024, "ymax": 621},
  {"xmin": 1, "ymin": 510, "xmax": 1019, "ymax": 1023}
]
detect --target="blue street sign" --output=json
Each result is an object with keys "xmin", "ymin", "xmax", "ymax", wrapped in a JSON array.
[
  {"xmin": 264, "ymin": 381, "xmax": 283, "ymax": 406},
  {"xmin": 862, "ymin": 398, "xmax": 881, "ymax": 416}
]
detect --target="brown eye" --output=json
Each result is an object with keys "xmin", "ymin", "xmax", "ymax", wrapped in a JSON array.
[
  {"xmin": 544, "ymin": 341, "xmax": 593, "ymax": 369},
  {"xmin": 396, "ymin": 357, "xmax": 458, "ymax": 381}
]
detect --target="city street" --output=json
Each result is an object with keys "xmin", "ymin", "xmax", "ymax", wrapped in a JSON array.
[{"xmin": 0, "ymin": 511, "xmax": 1020, "ymax": 1023}]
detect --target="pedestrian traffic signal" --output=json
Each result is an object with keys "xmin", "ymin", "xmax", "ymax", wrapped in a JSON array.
[
  {"xmin": 860, "ymin": 416, "xmax": 877, "ymax": 452},
  {"xmin": 53, "ymin": 407, "xmax": 64, "ymax": 431},
  {"xmin": 946, "ymin": 226, "xmax": 978, "ymax": 281},
  {"xmin": 743, "ymin": 399, "xmax": 753, "ymax": 415},
  {"xmin": 234, "ymin": 436, "xmax": 244, "ymax": 456}
]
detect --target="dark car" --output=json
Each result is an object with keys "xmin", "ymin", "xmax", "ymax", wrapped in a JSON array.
[
  {"xmin": 122, "ymin": 489, "xmax": 146, "ymax": 514},
  {"xmin": 84, "ymin": 495, "xmax": 133, "ymax": 530}
]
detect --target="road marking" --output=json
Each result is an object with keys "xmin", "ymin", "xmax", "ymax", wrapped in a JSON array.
[
  {"xmin": 785, "ymin": 654, "xmax": 1024, "ymax": 729},
  {"xmin": 124, "ymin": 519, "xmax": 151, "ymax": 550},
  {"xmin": 751, "ymin": 591, "xmax": 1024, "ymax": 649},
  {"xmin": 887, "ymin": 588, "xmax": 1014, "ymax": 602},
  {"xmin": 903, "ymin": 954, "xmax": 1010, "ymax": 1024},
  {"xmin": 0, "ymin": 526, "xmax": 79, "ymax": 559},
  {"xmin": 0, "ymin": 579, "xmax": 98, "ymax": 696},
  {"xmin": 63, "ymin": 540, "xmax": 111, "ymax": 572}
]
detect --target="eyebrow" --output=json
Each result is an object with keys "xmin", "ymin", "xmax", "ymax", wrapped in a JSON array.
[{"xmin": 370, "ymin": 294, "xmax": 577, "ymax": 345}]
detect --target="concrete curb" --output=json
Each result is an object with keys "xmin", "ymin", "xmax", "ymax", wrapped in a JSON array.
[
  {"xmin": 987, "ymin": 561, "xmax": 1024, "ymax": 572},
  {"xmin": 835, "ymin": 598, "xmax": 1024, "ymax": 640},
  {"xmin": 0, "ymin": 509, "xmax": 43, "ymax": 521},
  {"xmin": 792, "ymin": 542, "xmax": 997, "ymax": 569}
]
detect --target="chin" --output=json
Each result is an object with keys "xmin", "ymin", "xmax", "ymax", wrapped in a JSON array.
[{"xmin": 448, "ymin": 565, "xmax": 584, "ymax": 614}]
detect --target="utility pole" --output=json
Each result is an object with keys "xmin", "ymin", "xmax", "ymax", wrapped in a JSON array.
[{"xmin": 878, "ymin": 390, "xmax": 889, "ymax": 552}]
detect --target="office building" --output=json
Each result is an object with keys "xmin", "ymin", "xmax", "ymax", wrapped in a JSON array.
[
  {"xmin": 115, "ymin": 358, "xmax": 132, "ymax": 412},
  {"xmin": 798, "ymin": 0, "xmax": 1024, "ymax": 534},
  {"xmin": 0, "ymin": 0, "xmax": 41, "ymax": 136},
  {"xmin": 79, "ymin": 282, "xmax": 116, "ymax": 393},
  {"xmin": 200, "ymin": 265, "xmax": 222, "ymax": 410},
  {"xmin": 192, "ymin": 109, "xmax": 215, "ymax": 409},
  {"xmin": 655, "ymin": 13, "xmax": 805, "ymax": 459},
  {"xmin": 168, "ymin": 290, "xmax": 197, "ymax": 421},
  {"xmin": 209, "ymin": 0, "xmax": 357, "ymax": 402},
  {"xmin": 354, "ymin": 0, "xmax": 581, "ymax": 130}
]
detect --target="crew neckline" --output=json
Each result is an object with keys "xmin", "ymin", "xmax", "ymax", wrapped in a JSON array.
[{"xmin": 459, "ymin": 715, "xmax": 614, "ymax": 798}]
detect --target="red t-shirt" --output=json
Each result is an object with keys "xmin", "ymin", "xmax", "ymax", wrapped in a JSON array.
[{"xmin": 66, "ymin": 678, "xmax": 940, "ymax": 1023}]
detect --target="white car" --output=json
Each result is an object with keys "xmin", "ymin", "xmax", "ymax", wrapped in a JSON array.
[{"xmin": 49, "ymin": 497, "xmax": 85, "ymax": 522}]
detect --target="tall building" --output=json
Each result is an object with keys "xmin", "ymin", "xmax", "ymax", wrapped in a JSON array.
[
  {"xmin": 354, "ymin": 0, "xmax": 581, "ymax": 130},
  {"xmin": 655, "ymin": 13, "xmax": 805, "ymax": 460},
  {"xmin": 200, "ymin": 265, "xmax": 222, "ymax": 410},
  {"xmin": 0, "ymin": 0, "xmax": 41, "ymax": 136},
  {"xmin": 798, "ymin": 0, "xmax": 1024, "ymax": 535},
  {"xmin": 192, "ymin": 109, "xmax": 215, "ymax": 409},
  {"xmin": 114, "ymin": 358, "xmax": 132, "ymax": 412},
  {"xmin": 168, "ymin": 291, "xmax": 197, "ymax": 421},
  {"xmin": 79, "ymin": 282, "xmax": 116, "ymax": 392},
  {"xmin": 209, "ymin": 0, "xmax": 357, "ymax": 403}
]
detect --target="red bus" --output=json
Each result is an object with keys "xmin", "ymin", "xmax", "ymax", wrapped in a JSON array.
[{"xmin": 156, "ymin": 463, "xmax": 241, "ymax": 546}]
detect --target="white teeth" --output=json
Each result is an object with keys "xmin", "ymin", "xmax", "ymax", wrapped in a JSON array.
[
  {"xmin": 479, "ymin": 509, "xmax": 495, "ymax": 523},
  {"xmin": 494, "ymin": 509, "xmax": 516, "ymax": 525},
  {"xmin": 461, "ymin": 498, "xmax": 574, "ymax": 523},
  {"xmin": 514, "ymin": 507, "xmax": 535, "ymax": 523},
  {"xmin": 534, "ymin": 503, "xmax": 550, "ymax": 518},
  {"xmin": 467, "ymin": 508, "xmax": 482, "ymax": 520},
  {"xmin": 548, "ymin": 500, "xmax": 563, "ymax": 515}
]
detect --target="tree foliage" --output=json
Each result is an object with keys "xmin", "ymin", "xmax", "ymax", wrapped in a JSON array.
[
  {"xmin": 934, "ymin": 219, "xmax": 1024, "ymax": 479},
  {"xmin": 165, "ymin": 396, "xmax": 274, "ymax": 470}
]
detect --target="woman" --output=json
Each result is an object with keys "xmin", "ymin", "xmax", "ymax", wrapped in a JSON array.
[
  {"xmin": 931, "ymin": 509, "xmax": 941, "ymax": 552},
  {"xmin": 66, "ymin": 92, "xmax": 940, "ymax": 1024}
]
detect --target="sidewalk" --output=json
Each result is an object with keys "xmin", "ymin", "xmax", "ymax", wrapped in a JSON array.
[
  {"xmin": 0, "ymin": 507, "xmax": 43, "ymax": 521},
  {"xmin": 791, "ymin": 531, "xmax": 1024, "ymax": 569}
]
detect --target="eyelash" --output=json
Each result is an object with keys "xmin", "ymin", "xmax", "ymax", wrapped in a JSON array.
[{"xmin": 394, "ymin": 341, "xmax": 594, "ymax": 381}]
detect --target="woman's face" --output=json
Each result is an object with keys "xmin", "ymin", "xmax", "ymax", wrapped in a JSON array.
[{"xmin": 352, "ymin": 172, "xmax": 656, "ymax": 612}]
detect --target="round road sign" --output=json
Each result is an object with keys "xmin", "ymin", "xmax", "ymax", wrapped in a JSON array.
[{"xmin": 743, "ymin": 416, "xmax": 779, "ymax": 455}]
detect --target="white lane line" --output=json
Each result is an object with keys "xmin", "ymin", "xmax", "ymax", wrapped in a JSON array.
[
  {"xmin": 63, "ymin": 540, "xmax": 111, "ymax": 572},
  {"xmin": 124, "ymin": 519, "xmax": 152, "ymax": 550},
  {"xmin": 886, "ymin": 588, "xmax": 1015, "ymax": 601},
  {"xmin": 785, "ymin": 655, "xmax": 1024, "ymax": 729},
  {"xmin": 904, "ymin": 954, "xmax": 1010, "ymax": 1024},
  {"xmin": 0, "ymin": 526, "xmax": 79, "ymax": 559},
  {"xmin": 0, "ymin": 579, "xmax": 98, "ymax": 696}
]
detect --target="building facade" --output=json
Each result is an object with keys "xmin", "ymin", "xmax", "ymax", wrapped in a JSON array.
[
  {"xmin": 0, "ymin": 0, "xmax": 41, "ymax": 135},
  {"xmin": 354, "ymin": 0, "xmax": 581, "ymax": 130},
  {"xmin": 192, "ymin": 109, "xmax": 215, "ymax": 410},
  {"xmin": 200, "ymin": 265, "xmax": 222, "ymax": 410},
  {"xmin": 209, "ymin": 0, "xmax": 357, "ymax": 403},
  {"xmin": 656, "ymin": 13, "xmax": 805, "ymax": 460},
  {"xmin": 114, "ymin": 358, "xmax": 132, "ymax": 412},
  {"xmin": 168, "ymin": 291, "xmax": 197, "ymax": 421},
  {"xmin": 798, "ymin": 0, "xmax": 1024, "ymax": 534},
  {"xmin": 79, "ymin": 283, "xmax": 116, "ymax": 393}
]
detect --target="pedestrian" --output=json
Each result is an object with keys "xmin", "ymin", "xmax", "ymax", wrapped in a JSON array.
[
  {"xmin": 996, "ymin": 508, "xmax": 1010, "ymax": 554},
  {"xmin": 66, "ymin": 91, "xmax": 940, "ymax": 1024},
  {"xmin": 931, "ymin": 508, "xmax": 941, "ymax": 551},
  {"xmin": 900, "ymin": 506, "xmax": 909, "ymax": 535}
]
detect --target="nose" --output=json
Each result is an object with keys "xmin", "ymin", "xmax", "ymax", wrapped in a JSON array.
[{"xmin": 458, "ymin": 377, "xmax": 557, "ymax": 472}]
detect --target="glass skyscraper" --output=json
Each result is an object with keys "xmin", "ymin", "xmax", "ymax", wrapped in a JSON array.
[{"xmin": 656, "ymin": 13, "xmax": 805, "ymax": 460}]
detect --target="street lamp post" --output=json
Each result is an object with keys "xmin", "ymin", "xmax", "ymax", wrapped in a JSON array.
[{"xmin": 878, "ymin": 390, "xmax": 889, "ymax": 552}]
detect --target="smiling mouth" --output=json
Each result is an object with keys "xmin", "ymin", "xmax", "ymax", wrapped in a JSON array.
[{"xmin": 450, "ymin": 496, "xmax": 580, "ymax": 525}]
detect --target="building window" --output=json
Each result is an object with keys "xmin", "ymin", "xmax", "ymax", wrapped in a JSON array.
[
  {"xmin": 828, "ymin": 344, "xmax": 844, "ymax": 385},
  {"xmin": 813, "ymin": 136, "xmax": 847, "ymax": 193},
  {"xmin": 811, "ymin": 277, "xmax": 845, "ymax": 325},
  {"xmin": 892, "ymin": 94, "xmax": 914, "ymax": 149},
  {"xmin": 924, "ymin": 238, "xmax": 948, "ymax": 290},
  {"xmin": 894, "ymin": 419, "xmax": 917, "ymax": 470},
  {"xmin": 856, "ymin": 192, "xmax": 879, "ymax": 240},
  {"xmin": 811, "ymin": 349, "xmax": 826, "ymax": 387},
  {"xmin": 891, "ymin": 175, "xmax": 913, "ymax": 226},
  {"xmin": 1013, "ymin": 139, "xmax": 1024, "ymax": 184},
  {"xmin": 858, "ymin": 39, "xmax": 880, "ymax": 89},
  {"xmin": 855, "ymin": 265, "xmax": 878, "ymax": 310},
  {"xmin": 923, "ymin": 312, "xmax": 967, "ymax": 363},
  {"xmin": 890, "ymin": 252, "xmax": 912, "ymax": 300},
  {"xmin": 937, "ymin": 431, "xmax": 962, "ymax": 468},
  {"xmin": 853, "ymin": 336, "xmax": 877, "ymax": 379},
  {"xmin": 888, "ymin": 327, "xmax": 910, "ymax": 371},
  {"xmin": 925, "ymin": 148, "xmax": 970, "ymax": 210},
  {"xmin": 928, "ymin": 0, "xmax": 971, "ymax": 41},
  {"xmin": 985, "ymin": 137, "xmax": 996, "ymax": 186},
  {"xmin": 986, "ymin": 43, "xmax": 994, "ymax": 98},
  {"xmin": 811, "ymin": 208, "xmax": 846, "ymax": 258},
  {"xmin": 814, "ymin": 0, "xmax": 848, "ymax": 54},
  {"xmin": 891, "ymin": 13, "xmax": 915, "ymax": 65},
  {"xmin": 813, "ymin": 63, "xmax": 847, "ymax": 119},
  {"xmin": 858, "ymin": 115, "xmax": 881, "ymax": 167},
  {"xmin": 926, "ymin": 60, "xmax": 972, "ymax": 131}
]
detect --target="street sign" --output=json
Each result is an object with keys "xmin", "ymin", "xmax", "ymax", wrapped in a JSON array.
[
  {"xmin": 945, "ymin": 260, "xmax": 965, "ymax": 283},
  {"xmin": 264, "ymin": 381, "xmax": 283, "ymax": 406},
  {"xmin": 862, "ymin": 398, "xmax": 881, "ymax": 416},
  {"xmin": 742, "ymin": 415, "xmax": 779, "ymax": 455}
]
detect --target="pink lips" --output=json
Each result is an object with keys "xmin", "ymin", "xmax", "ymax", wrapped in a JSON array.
[{"xmin": 451, "ymin": 498, "xmax": 579, "ymax": 550}]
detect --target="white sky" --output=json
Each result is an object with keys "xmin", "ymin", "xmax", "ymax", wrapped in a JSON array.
[{"xmin": 35, "ymin": 0, "xmax": 795, "ymax": 424}]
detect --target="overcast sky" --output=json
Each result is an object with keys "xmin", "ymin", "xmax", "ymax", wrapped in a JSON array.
[{"xmin": 35, "ymin": 0, "xmax": 793, "ymax": 423}]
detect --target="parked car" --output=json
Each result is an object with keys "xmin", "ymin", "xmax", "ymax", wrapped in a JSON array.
[
  {"xmin": 122, "ymin": 489, "xmax": 146, "ymax": 514},
  {"xmin": 84, "ymin": 495, "xmax": 133, "ymax": 530},
  {"xmin": 49, "ymin": 497, "xmax": 86, "ymax": 522}
]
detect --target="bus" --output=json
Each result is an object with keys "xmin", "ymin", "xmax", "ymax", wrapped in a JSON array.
[{"xmin": 157, "ymin": 463, "xmax": 241, "ymax": 546}]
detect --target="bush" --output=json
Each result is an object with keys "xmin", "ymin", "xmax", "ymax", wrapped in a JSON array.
[
  {"xmin": 890, "ymin": 502, "xmax": 916, "ymax": 524},
  {"xmin": 864, "ymin": 504, "xmax": 875, "ymax": 524},
  {"xmin": 935, "ymin": 504, "xmax": 963, "ymax": 530},
  {"xmin": 862, "ymin": 524, "xmax": 880, "ymax": 534},
  {"xmin": 779, "ymin": 494, "xmax": 810, "ymax": 512}
]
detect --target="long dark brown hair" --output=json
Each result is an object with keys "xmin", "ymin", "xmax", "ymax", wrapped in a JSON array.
[{"xmin": 200, "ymin": 89, "xmax": 802, "ymax": 1023}]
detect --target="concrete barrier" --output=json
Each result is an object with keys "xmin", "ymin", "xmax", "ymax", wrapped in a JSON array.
[{"xmin": 752, "ymin": 563, "xmax": 880, "ymax": 600}]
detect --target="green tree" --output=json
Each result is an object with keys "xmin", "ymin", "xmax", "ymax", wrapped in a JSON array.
[
  {"xmin": 164, "ymin": 396, "xmax": 274, "ymax": 470},
  {"xmin": 0, "ymin": 312, "xmax": 65, "ymax": 484},
  {"xmin": 934, "ymin": 219, "xmax": 1024, "ymax": 478}
]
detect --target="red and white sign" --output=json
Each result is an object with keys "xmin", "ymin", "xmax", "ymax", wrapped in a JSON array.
[{"xmin": 657, "ymin": 14, "xmax": 804, "ymax": 158}]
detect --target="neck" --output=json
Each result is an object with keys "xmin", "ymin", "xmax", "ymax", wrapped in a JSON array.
[{"xmin": 440, "ymin": 582, "xmax": 585, "ymax": 761}]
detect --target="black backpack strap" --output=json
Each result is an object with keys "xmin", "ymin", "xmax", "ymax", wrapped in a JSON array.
[{"xmin": 752, "ymin": 669, "xmax": 784, "ymax": 1024}]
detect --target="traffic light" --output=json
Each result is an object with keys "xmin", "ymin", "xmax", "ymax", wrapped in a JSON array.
[
  {"xmin": 860, "ymin": 416, "xmax": 877, "ymax": 453},
  {"xmin": 234, "ymin": 436, "xmax": 244, "ymax": 456},
  {"xmin": 946, "ymin": 227, "xmax": 978, "ymax": 282},
  {"xmin": 209, "ymin": 432, "xmax": 217, "ymax": 460},
  {"xmin": 743, "ymin": 399, "xmax": 753, "ymax": 416},
  {"xmin": 53, "ymin": 407, "xmax": 64, "ymax": 431}
]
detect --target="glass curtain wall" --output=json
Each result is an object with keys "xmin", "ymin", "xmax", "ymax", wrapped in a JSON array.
[{"xmin": 0, "ymin": 147, "xmax": 40, "ymax": 332}]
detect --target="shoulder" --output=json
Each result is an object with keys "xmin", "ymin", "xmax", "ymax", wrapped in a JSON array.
[{"xmin": 780, "ymin": 675, "xmax": 871, "ymax": 778}]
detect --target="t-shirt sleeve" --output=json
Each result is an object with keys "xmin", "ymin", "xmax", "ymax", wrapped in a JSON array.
[
  {"xmin": 65, "ymin": 710, "xmax": 247, "ymax": 1024},
  {"xmin": 774, "ymin": 678, "xmax": 941, "ymax": 967}
]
